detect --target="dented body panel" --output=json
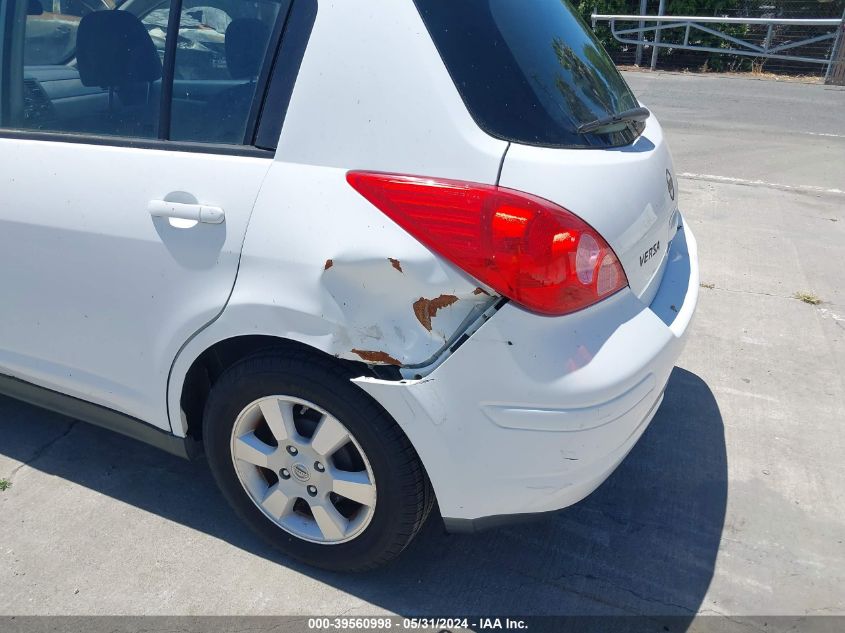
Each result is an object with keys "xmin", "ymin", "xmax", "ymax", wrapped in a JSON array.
[
  {"xmin": 166, "ymin": 0, "xmax": 505, "ymax": 433},
  {"xmin": 167, "ymin": 164, "xmax": 500, "ymax": 433}
]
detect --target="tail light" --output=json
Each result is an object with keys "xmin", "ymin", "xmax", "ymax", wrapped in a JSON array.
[{"xmin": 346, "ymin": 171, "xmax": 628, "ymax": 316}]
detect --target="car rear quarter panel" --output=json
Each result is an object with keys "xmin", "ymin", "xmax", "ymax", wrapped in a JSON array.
[{"xmin": 167, "ymin": 0, "xmax": 506, "ymax": 434}]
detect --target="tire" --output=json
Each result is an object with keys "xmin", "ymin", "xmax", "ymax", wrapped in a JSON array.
[{"xmin": 202, "ymin": 349, "xmax": 433, "ymax": 571}]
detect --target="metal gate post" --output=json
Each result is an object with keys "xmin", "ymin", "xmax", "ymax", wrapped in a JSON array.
[
  {"xmin": 650, "ymin": 0, "xmax": 666, "ymax": 70},
  {"xmin": 824, "ymin": 10, "xmax": 845, "ymax": 85},
  {"xmin": 635, "ymin": 0, "xmax": 648, "ymax": 66}
]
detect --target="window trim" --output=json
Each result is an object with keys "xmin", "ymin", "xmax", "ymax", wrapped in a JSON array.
[
  {"xmin": 0, "ymin": 0, "xmax": 300, "ymax": 155},
  {"xmin": 0, "ymin": 128, "xmax": 274, "ymax": 157},
  {"xmin": 242, "ymin": 0, "xmax": 294, "ymax": 146},
  {"xmin": 157, "ymin": 0, "xmax": 184, "ymax": 140},
  {"xmin": 253, "ymin": 0, "xmax": 317, "ymax": 150}
]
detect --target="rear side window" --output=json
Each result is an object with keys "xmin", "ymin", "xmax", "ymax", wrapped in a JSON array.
[
  {"xmin": 1, "ymin": 0, "xmax": 289, "ymax": 145},
  {"xmin": 165, "ymin": 0, "xmax": 286, "ymax": 143},
  {"xmin": 414, "ymin": 0, "xmax": 642, "ymax": 148}
]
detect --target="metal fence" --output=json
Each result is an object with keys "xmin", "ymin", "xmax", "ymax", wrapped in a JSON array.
[{"xmin": 583, "ymin": 0, "xmax": 845, "ymax": 77}]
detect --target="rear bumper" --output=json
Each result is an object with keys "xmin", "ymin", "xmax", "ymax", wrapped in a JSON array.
[{"xmin": 354, "ymin": 217, "xmax": 699, "ymax": 529}]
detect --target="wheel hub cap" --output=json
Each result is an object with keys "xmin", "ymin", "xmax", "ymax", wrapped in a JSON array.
[
  {"xmin": 230, "ymin": 396, "xmax": 377, "ymax": 545},
  {"xmin": 292, "ymin": 463, "xmax": 310, "ymax": 482}
]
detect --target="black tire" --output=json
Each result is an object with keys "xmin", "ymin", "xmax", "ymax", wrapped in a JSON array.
[{"xmin": 202, "ymin": 349, "xmax": 433, "ymax": 571}]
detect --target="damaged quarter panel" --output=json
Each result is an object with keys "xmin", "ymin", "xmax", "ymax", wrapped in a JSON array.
[
  {"xmin": 167, "ymin": 0, "xmax": 506, "ymax": 433},
  {"xmin": 215, "ymin": 163, "xmax": 497, "ymax": 368}
]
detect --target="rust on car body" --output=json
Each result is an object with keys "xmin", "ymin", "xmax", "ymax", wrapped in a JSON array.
[
  {"xmin": 413, "ymin": 294, "xmax": 459, "ymax": 332},
  {"xmin": 351, "ymin": 349, "xmax": 402, "ymax": 366}
]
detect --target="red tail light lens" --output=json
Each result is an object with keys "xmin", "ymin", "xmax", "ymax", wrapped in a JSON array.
[{"xmin": 346, "ymin": 171, "xmax": 628, "ymax": 316}]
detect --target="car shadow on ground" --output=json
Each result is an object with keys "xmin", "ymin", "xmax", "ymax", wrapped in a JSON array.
[{"xmin": 0, "ymin": 367, "xmax": 726, "ymax": 622}]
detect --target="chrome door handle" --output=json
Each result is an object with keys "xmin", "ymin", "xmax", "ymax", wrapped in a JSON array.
[{"xmin": 148, "ymin": 200, "xmax": 225, "ymax": 224}]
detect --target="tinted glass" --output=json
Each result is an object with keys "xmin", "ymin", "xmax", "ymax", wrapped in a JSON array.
[
  {"xmin": 15, "ymin": 0, "xmax": 170, "ymax": 138},
  {"xmin": 166, "ymin": 0, "xmax": 287, "ymax": 144},
  {"xmin": 1, "ymin": 0, "xmax": 286, "ymax": 144},
  {"xmin": 414, "ymin": 0, "xmax": 642, "ymax": 148}
]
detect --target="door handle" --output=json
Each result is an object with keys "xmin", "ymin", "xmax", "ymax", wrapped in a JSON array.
[{"xmin": 148, "ymin": 200, "xmax": 225, "ymax": 224}]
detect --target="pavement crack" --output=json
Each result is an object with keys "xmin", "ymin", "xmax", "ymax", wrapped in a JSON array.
[
  {"xmin": 702, "ymin": 285, "xmax": 792, "ymax": 300},
  {"xmin": 8, "ymin": 420, "xmax": 79, "ymax": 479},
  {"xmin": 697, "ymin": 610, "xmax": 772, "ymax": 632},
  {"xmin": 703, "ymin": 285, "xmax": 843, "ymax": 312},
  {"xmin": 804, "ymin": 606, "xmax": 845, "ymax": 614},
  {"xmin": 679, "ymin": 172, "xmax": 845, "ymax": 197},
  {"xmin": 554, "ymin": 572, "xmax": 696, "ymax": 614},
  {"xmin": 467, "ymin": 550, "xmax": 648, "ymax": 616}
]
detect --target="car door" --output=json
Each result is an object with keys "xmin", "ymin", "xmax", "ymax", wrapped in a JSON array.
[{"xmin": 0, "ymin": 0, "xmax": 289, "ymax": 429}]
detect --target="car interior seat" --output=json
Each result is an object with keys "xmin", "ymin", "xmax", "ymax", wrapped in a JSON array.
[
  {"xmin": 205, "ymin": 18, "xmax": 271, "ymax": 144},
  {"xmin": 76, "ymin": 10, "xmax": 162, "ymax": 137}
]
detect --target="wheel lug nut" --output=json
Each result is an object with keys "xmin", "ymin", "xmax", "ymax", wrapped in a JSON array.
[
  {"xmin": 286, "ymin": 445, "xmax": 298, "ymax": 456},
  {"xmin": 279, "ymin": 468, "xmax": 290, "ymax": 479},
  {"xmin": 314, "ymin": 461, "xmax": 325, "ymax": 472},
  {"xmin": 307, "ymin": 485, "xmax": 318, "ymax": 497}
]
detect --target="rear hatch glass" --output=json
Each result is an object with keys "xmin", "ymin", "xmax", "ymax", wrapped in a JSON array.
[{"xmin": 414, "ymin": 0, "xmax": 643, "ymax": 148}]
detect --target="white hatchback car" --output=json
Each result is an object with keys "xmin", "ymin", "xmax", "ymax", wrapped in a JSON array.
[{"xmin": 0, "ymin": 0, "xmax": 698, "ymax": 570}]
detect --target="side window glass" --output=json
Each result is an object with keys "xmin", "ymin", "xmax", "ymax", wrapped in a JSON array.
[
  {"xmin": 18, "ymin": 0, "xmax": 171, "ymax": 138},
  {"xmin": 2, "ymin": 0, "xmax": 287, "ymax": 145},
  {"xmin": 24, "ymin": 0, "xmax": 106, "ymax": 66},
  {"xmin": 167, "ymin": 0, "xmax": 288, "ymax": 144}
]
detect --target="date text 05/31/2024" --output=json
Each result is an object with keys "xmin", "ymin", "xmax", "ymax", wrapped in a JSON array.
[{"xmin": 307, "ymin": 617, "xmax": 529, "ymax": 630}]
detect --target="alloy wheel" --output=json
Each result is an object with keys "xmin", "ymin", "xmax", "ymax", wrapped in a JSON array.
[{"xmin": 230, "ymin": 396, "xmax": 377, "ymax": 544}]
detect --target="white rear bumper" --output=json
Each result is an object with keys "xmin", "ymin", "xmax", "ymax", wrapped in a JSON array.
[{"xmin": 354, "ymin": 217, "xmax": 699, "ymax": 529}]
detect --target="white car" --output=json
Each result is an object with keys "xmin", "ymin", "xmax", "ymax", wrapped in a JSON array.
[{"xmin": 0, "ymin": 0, "xmax": 699, "ymax": 570}]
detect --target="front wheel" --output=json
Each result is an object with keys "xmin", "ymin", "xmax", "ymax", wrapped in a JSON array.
[{"xmin": 202, "ymin": 350, "xmax": 433, "ymax": 571}]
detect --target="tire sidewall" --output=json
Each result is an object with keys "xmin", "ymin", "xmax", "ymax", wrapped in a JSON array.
[{"xmin": 203, "ymin": 357, "xmax": 418, "ymax": 570}]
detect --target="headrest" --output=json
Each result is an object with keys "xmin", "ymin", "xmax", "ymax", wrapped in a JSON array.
[
  {"xmin": 77, "ymin": 11, "xmax": 162, "ymax": 89},
  {"xmin": 225, "ymin": 19, "xmax": 271, "ymax": 80}
]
